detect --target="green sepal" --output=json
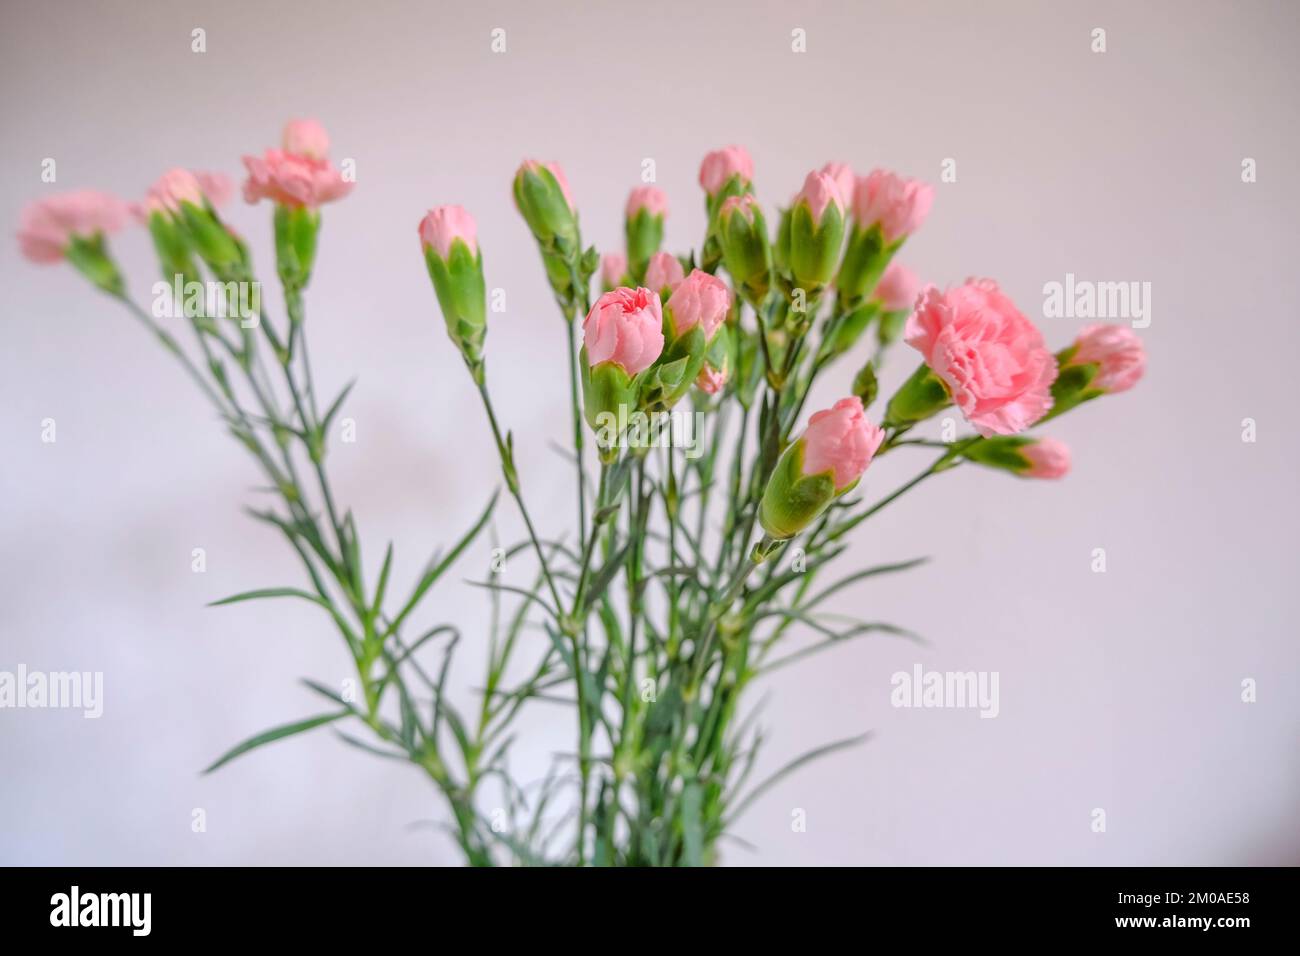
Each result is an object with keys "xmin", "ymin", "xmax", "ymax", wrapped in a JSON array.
[
  {"xmin": 146, "ymin": 210, "xmax": 198, "ymax": 279},
  {"xmin": 788, "ymin": 199, "xmax": 845, "ymax": 292},
  {"xmin": 581, "ymin": 350, "xmax": 638, "ymax": 458},
  {"xmin": 625, "ymin": 208, "xmax": 664, "ymax": 283},
  {"xmin": 178, "ymin": 200, "xmax": 242, "ymax": 278},
  {"xmin": 759, "ymin": 439, "xmax": 837, "ymax": 540},
  {"xmin": 513, "ymin": 164, "xmax": 578, "ymax": 252},
  {"xmin": 876, "ymin": 307, "xmax": 909, "ymax": 348},
  {"xmin": 274, "ymin": 204, "xmax": 320, "ymax": 290},
  {"xmin": 851, "ymin": 361, "xmax": 879, "ymax": 409},
  {"xmin": 65, "ymin": 233, "xmax": 124, "ymax": 296},
  {"xmin": 821, "ymin": 301, "xmax": 880, "ymax": 361},
  {"xmin": 424, "ymin": 239, "xmax": 487, "ymax": 366},
  {"xmin": 961, "ymin": 435, "xmax": 1036, "ymax": 474},
  {"xmin": 734, "ymin": 329, "xmax": 764, "ymax": 409},
  {"xmin": 883, "ymin": 362, "xmax": 952, "ymax": 428},
  {"xmin": 641, "ymin": 322, "xmax": 706, "ymax": 411},
  {"xmin": 836, "ymin": 223, "xmax": 897, "ymax": 309},
  {"xmin": 717, "ymin": 202, "xmax": 771, "ymax": 305},
  {"xmin": 1039, "ymin": 356, "xmax": 1103, "ymax": 423}
]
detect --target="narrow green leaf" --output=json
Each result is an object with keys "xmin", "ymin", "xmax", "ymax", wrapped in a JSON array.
[
  {"xmin": 203, "ymin": 710, "xmax": 350, "ymax": 774},
  {"xmin": 208, "ymin": 587, "xmax": 327, "ymax": 608}
]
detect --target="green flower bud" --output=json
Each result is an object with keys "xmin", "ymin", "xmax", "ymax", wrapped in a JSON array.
[
  {"xmin": 883, "ymin": 362, "xmax": 952, "ymax": 429},
  {"xmin": 420, "ymin": 207, "xmax": 487, "ymax": 368},
  {"xmin": 513, "ymin": 160, "xmax": 578, "ymax": 253},
  {"xmin": 64, "ymin": 233, "xmax": 125, "ymax": 296},
  {"xmin": 787, "ymin": 171, "xmax": 846, "ymax": 292},
  {"xmin": 836, "ymin": 223, "xmax": 896, "ymax": 309},
  {"xmin": 624, "ymin": 186, "xmax": 667, "ymax": 282},
  {"xmin": 716, "ymin": 194, "xmax": 771, "ymax": 305},
  {"xmin": 759, "ymin": 438, "xmax": 837, "ymax": 540},
  {"xmin": 273, "ymin": 204, "xmax": 320, "ymax": 290}
]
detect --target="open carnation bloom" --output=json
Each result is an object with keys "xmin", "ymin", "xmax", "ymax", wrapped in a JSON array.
[
  {"xmin": 905, "ymin": 278, "xmax": 1058, "ymax": 436},
  {"xmin": 243, "ymin": 119, "xmax": 352, "ymax": 208},
  {"xmin": 853, "ymin": 169, "xmax": 933, "ymax": 243},
  {"xmin": 582, "ymin": 286, "xmax": 664, "ymax": 376}
]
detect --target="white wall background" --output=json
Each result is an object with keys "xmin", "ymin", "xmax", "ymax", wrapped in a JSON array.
[{"xmin": 1, "ymin": 0, "xmax": 1297, "ymax": 865}]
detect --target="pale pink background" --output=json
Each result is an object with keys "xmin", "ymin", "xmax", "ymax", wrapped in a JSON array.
[{"xmin": 1, "ymin": 0, "xmax": 1297, "ymax": 865}]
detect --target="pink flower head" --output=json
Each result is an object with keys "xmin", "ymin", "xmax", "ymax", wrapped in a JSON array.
[
  {"xmin": 794, "ymin": 170, "xmax": 844, "ymax": 224},
  {"xmin": 134, "ymin": 168, "xmax": 233, "ymax": 222},
  {"xmin": 697, "ymin": 363, "xmax": 728, "ymax": 395},
  {"xmin": 800, "ymin": 397, "xmax": 885, "ymax": 490},
  {"xmin": 243, "ymin": 123, "xmax": 352, "ymax": 208},
  {"xmin": 17, "ymin": 190, "xmax": 128, "ymax": 263},
  {"xmin": 626, "ymin": 185, "xmax": 668, "ymax": 219},
  {"xmin": 852, "ymin": 169, "xmax": 934, "ymax": 243},
  {"xmin": 719, "ymin": 193, "xmax": 759, "ymax": 224},
  {"xmin": 873, "ymin": 261, "xmax": 920, "ymax": 312},
  {"xmin": 418, "ymin": 205, "xmax": 477, "ymax": 259},
  {"xmin": 665, "ymin": 268, "xmax": 730, "ymax": 340},
  {"xmin": 905, "ymin": 278, "xmax": 1058, "ymax": 437},
  {"xmin": 601, "ymin": 252, "xmax": 627, "ymax": 287},
  {"xmin": 644, "ymin": 251, "xmax": 685, "ymax": 293},
  {"xmin": 1021, "ymin": 437, "xmax": 1070, "ymax": 479},
  {"xmin": 1068, "ymin": 323, "xmax": 1146, "ymax": 394},
  {"xmin": 582, "ymin": 286, "xmax": 664, "ymax": 376},
  {"xmin": 699, "ymin": 145, "xmax": 754, "ymax": 196},
  {"xmin": 520, "ymin": 159, "xmax": 575, "ymax": 211},
  {"xmin": 819, "ymin": 162, "xmax": 855, "ymax": 207},
  {"xmin": 282, "ymin": 118, "xmax": 331, "ymax": 161}
]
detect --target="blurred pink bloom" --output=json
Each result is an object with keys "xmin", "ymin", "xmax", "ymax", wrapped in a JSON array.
[
  {"xmin": 243, "ymin": 122, "xmax": 352, "ymax": 208},
  {"xmin": 665, "ymin": 268, "xmax": 730, "ymax": 340},
  {"xmin": 17, "ymin": 190, "xmax": 128, "ymax": 263},
  {"xmin": 282, "ymin": 118, "xmax": 331, "ymax": 161},
  {"xmin": 794, "ymin": 170, "xmax": 843, "ymax": 224},
  {"xmin": 583, "ymin": 286, "xmax": 664, "ymax": 376},
  {"xmin": 134, "ymin": 168, "xmax": 232, "ymax": 222},
  {"xmin": 853, "ymin": 169, "xmax": 933, "ymax": 243},
  {"xmin": 873, "ymin": 261, "xmax": 920, "ymax": 312},
  {"xmin": 1069, "ymin": 323, "xmax": 1146, "ymax": 393},
  {"xmin": 697, "ymin": 364, "xmax": 728, "ymax": 395},
  {"xmin": 418, "ymin": 205, "xmax": 477, "ymax": 259},
  {"xmin": 819, "ymin": 162, "xmax": 855, "ymax": 207},
  {"xmin": 905, "ymin": 278, "xmax": 1058, "ymax": 437},
  {"xmin": 601, "ymin": 252, "xmax": 627, "ymax": 287},
  {"xmin": 643, "ymin": 251, "xmax": 685, "ymax": 293},
  {"xmin": 626, "ymin": 185, "xmax": 668, "ymax": 219},
  {"xmin": 801, "ymin": 396, "xmax": 885, "ymax": 490},
  {"xmin": 1021, "ymin": 437, "xmax": 1071, "ymax": 479},
  {"xmin": 699, "ymin": 145, "xmax": 754, "ymax": 196}
]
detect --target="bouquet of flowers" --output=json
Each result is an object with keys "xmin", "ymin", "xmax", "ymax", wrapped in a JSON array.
[{"xmin": 18, "ymin": 121, "xmax": 1145, "ymax": 866}]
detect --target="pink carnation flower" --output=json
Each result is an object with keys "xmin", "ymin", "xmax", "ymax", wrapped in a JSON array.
[
  {"xmin": 665, "ymin": 268, "xmax": 730, "ymax": 340},
  {"xmin": 17, "ymin": 190, "xmax": 128, "ymax": 263},
  {"xmin": 873, "ymin": 262, "xmax": 920, "ymax": 312},
  {"xmin": 853, "ymin": 169, "xmax": 933, "ymax": 243},
  {"xmin": 1021, "ymin": 437, "xmax": 1070, "ymax": 479},
  {"xmin": 243, "ymin": 121, "xmax": 352, "ymax": 208},
  {"xmin": 601, "ymin": 252, "xmax": 627, "ymax": 287},
  {"xmin": 134, "ymin": 169, "xmax": 232, "ymax": 222},
  {"xmin": 905, "ymin": 278, "xmax": 1058, "ymax": 437},
  {"xmin": 418, "ymin": 205, "xmax": 477, "ymax": 259},
  {"xmin": 819, "ymin": 162, "xmax": 855, "ymax": 207},
  {"xmin": 699, "ymin": 145, "xmax": 754, "ymax": 197},
  {"xmin": 626, "ymin": 185, "xmax": 668, "ymax": 219},
  {"xmin": 582, "ymin": 286, "xmax": 664, "ymax": 376},
  {"xmin": 644, "ymin": 251, "xmax": 685, "ymax": 293},
  {"xmin": 800, "ymin": 397, "xmax": 885, "ymax": 491}
]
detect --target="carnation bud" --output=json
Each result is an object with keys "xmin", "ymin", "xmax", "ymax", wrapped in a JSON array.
[
  {"xmin": 580, "ymin": 287, "xmax": 664, "ymax": 455},
  {"xmin": 760, "ymin": 397, "xmax": 883, "ymax": 539},
  {"xmin": 420, "ymin": 205, "xmax": 487, "ymax": 369},
  {"xmin": 513, "ymin": 160, "xmax": 578, "ymax": 252},
  {"xmin": 787, "ymin": 171, "xmax": 845, "ymax": 291},
  {"xmin": 624, "ymin": 186, "xmax": 667, "ymax": 282},
  {"xmin": 600, "ymin": 252, "xmax": 627, "ymax": 292},
  {"xmin": 643, "ymin": 251, "xmax": 685, "ymax": 297},
  {"xmin": 836, "ymin": 170, "xmax": 931, "ymax": 308},
  {"xmin": 697, "ymin": 320, "xmax": 733, "ymax": 395},
  {"xmin": 716, "ymin": 194, "xmax": 772, "ymax": 305},
  {"xmin": 963, "ymin": 435, "xmax": 1071, "ymax": 479},
  {"xmin": 643, "ymin": 269, "xmax": 728, "ymax": 411}
]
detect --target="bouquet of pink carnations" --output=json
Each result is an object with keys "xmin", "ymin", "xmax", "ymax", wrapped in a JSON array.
[{"xmin": 18, "ymin": 121, "xmax": 1145, "ymax": 866}]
